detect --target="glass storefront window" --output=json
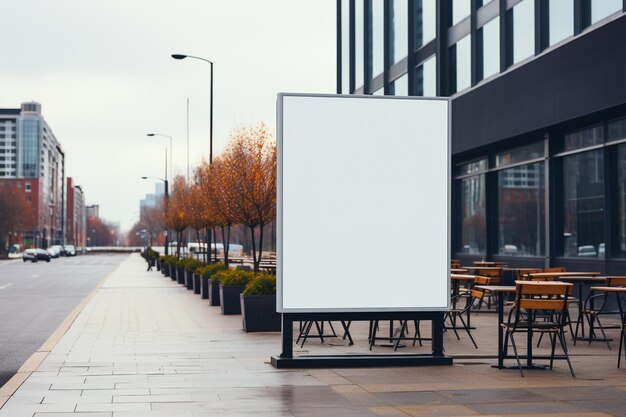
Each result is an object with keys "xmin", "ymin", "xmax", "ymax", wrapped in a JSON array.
[
  {"xmin": 455, "ymin": 35, "xmax": 472, "ymax": 93},
  {"xmin": 460, "ymin": 174, "xmax": 486, "ymax": 255},
  {"xmin": 591, "ymin": 0, "xmax": 622, "ymax": 24},
  {"xmin": 341, "ymin": 0, "xmax": 350, "ymax": 93},
  {"xmin": 513, "ymin": 0, "xmax": 535, "ymax": 64},
  {"xmin": 561, "ymin": 150, "xmax": 604, "ymax": 258},
  {"xmin": 481, "ymin": 17, "xmax": 500, "ymax": 80},
  {"xmin": 392, "ymin": 0, "xmax": 408, "ymax": 65},
  {"xmin": 495, "ymin": 141, "xmax": 544, "ymax": 167},
  {"xmin": 415, "ymin": 56, "xmax": 437, "ymax": 96},
  {"xmin": 549, "ymin": 0, "xmax": 574, "ymax": 46},
  {"xmin": 415, "ymin": 0, "xmax": 436, "ymax": 48},
  {"xmin": 498, "ymin": 163, "xmax": 545, "ymax": 256},
  {"xmin": 392, "ymin": 73, "xmax": 408, "ymax": 96},
  {"xmin": 452, "ymin": 0, "xmax": 471, "ymax": 26},
  {"xmin": 372, "ymin": 0, "xmax": 384, "ymax": 78},
  {"xmin": 456, "ymin": 159, "xmax": 487, "ymax": 177},
  {"xmin": 355, "ymin": 1, "xmax": 364, "ymax": 89},
  {"xmin": 609, "ymin": 117, "xmax": 626, "ymax": 142},
  {"xmin": 564, "ymin": 125, "xmax": 603, "ymax": 152}
]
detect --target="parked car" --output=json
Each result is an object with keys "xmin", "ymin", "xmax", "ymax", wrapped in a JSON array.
[
  {"xmin": 48, "ymin": 245, "xmax": 63, "ymax": 258},
  {"xmin": 63, "ymin": 245, "xmax": 77, "ymax": 256},
  {"xmin": 578, "ymin": 245, "xmax": 598, "ymax": 257},
  {"xmin": 22, "ymin": 248, "xmax": 51, "ymax": 263}
]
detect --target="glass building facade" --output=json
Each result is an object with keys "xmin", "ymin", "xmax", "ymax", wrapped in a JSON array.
[{"xmin": 337, "ymin": 0, "xmax": 626, "ymax": 272}]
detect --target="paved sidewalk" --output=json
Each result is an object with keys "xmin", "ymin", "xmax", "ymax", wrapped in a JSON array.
[{"xmin": 1, "ymin": 254, "xmax": 626, "ymax": 416}]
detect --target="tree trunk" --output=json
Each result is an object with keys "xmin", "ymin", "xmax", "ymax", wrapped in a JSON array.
[
  {"xmin": 250, "ymin": 225, "xmax": 258, "ymax": 272},
  {"xmin": 204, "ymin": 228, "xmax": 210, "ymax": 263},
  {"xmin": 258, "ymin": 222, "xmax": 265, "ymax": 266}
]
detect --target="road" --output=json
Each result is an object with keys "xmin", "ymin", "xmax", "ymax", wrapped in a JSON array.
[{"xmin": 0, "ymin": 253, "xmax": 127, "ymax": 388}]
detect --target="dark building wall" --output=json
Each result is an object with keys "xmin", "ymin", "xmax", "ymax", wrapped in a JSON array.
[{"xmin": 452, "ymin": 15, "xmax": 626, "ymax": 155}]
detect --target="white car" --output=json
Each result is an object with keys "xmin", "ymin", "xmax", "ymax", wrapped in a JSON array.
[{"xmin": 63, "ymin": 245, "xmax": 77, "ymax": 256}]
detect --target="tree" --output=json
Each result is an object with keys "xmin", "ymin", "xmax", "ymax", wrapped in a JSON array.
[
  {"xmin": 0, "ymin": 185, "xmax": 33, "ymax": 257},
  {"xmin": 166, "ymin": 175, "xmax": 191, "ymax": 258},
  {"xmin": 223, "ymin": 123, "xmax": 276, "ymax": 272},
  {"xmin": 140, "ymin": 203, "xmax": 164, "ymax": 247}
]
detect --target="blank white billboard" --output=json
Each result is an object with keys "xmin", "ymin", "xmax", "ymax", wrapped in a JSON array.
[{"xmin": 277, "ymin": 94, "xmax": 449, "ymax": 312}]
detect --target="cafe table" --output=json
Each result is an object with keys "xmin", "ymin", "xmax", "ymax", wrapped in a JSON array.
[
  {"xmin": 581, "ymin": 285, "xmax": 626, "ymax": 346},
  {"xmin": 473, "ymin": 261, "xmax": 509, "ymax": 267}
]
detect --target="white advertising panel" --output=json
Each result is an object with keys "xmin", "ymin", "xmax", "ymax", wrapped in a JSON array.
[{"xmin": 277, "ymin": 94, "xmax": 449, "ymax": 312}]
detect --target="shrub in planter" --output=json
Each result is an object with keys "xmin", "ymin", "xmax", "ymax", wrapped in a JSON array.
[
  {"xmin": 205, "ymin": 264, "xmax": 228, "ymax": 304},
  {"xmin": 159, "ymin": 256, "xmax": 169, "ymax": 276},
  {"xmin": 176, "ymin": 258, "xmax": 189, "ymax": 285},
  {"xmin": 217, "ymin": 270, "xmax": 255, "ymax": 315},
  {"xmin": 240, "ymin": 274, "xmax": 281, "ymax": 332},
  {"xmin": 184, "ymin": 259, "xmax": 205, "ymax": 290}
]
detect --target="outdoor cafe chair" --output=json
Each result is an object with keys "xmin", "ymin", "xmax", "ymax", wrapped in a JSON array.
[
  {"xmin": 443, "ymin": 287, "xmax": 486, "ymax": 349},
  {"xmin": 501, "ymin": 281, "xmax": 575, "ymax": 377},
  {"xmin": 579, "ymin": 276, "xmax": 626, "ymax": 350},
  {"xmin": 475, "ymin": 268, "xmax": 503, "ymax": 309}
]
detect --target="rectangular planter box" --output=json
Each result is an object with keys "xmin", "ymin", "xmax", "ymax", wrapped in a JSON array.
[
  {"xmin": 193, "ymin": 274, "xmax": 201, "ymax": 295},
  {"xmin": 220, "ymin": 285, "xmax": 245, "ymax": 315},
  {"xmin": 177, "ymin": 267, "xmax": 185, "ymax": 284},
  {"xmin": 169, "ymin": 264, "xmax": 176, "ymax": 280},
  {"xmin": 240, "ymin": 294, "xmax": 281, "ymax": 332},
  {"xmin": 209, "ymin": 281, "xmax": 221, "ymax": 306},
  {"xmin": 156, "ymin": 260, "xmax": 161, "ymax": 271},
  {"xmin": 201, "ymin": 276, "xmax": 210, "ymax": 299},
  {"xmin": 185, "ymin": 270, "xmax": 194, "ymax": 290},
  {"xmin": 163, "ymin": 264, "xmax": 169, "ymax": 277}
]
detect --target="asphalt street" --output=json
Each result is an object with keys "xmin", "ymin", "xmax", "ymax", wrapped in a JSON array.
[{"xmin": 0, "ymin": 253, "xmax": 127, "ymax": 388}]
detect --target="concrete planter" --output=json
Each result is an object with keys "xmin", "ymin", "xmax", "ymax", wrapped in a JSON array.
[
  {"xmin": 240, "ymin": 294, "xmax": 281, "ymax": 332},
  {"xmin": 201, "ymin": 276, "xmax": 210, "ymax": 299},
  {"xmin": 193, "ymin": 274, "xmax": 201, "ymax": 294},
  {"xmin": 220, "ymin": 285, "xmax": 245, "ymax": 315},
  {"xmin": 209, "ymin": 280, "xmax": 221, "ymax": 306},
  {"xmin": 185, "ymin": 270, "xmax": 194, "ymax": 290},
  {"xmin": 177, "ymin": 267, "xmax": 185, "ymax": 284}
]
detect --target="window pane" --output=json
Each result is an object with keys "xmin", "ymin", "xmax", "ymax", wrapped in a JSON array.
[
  {"xmin": 513, "ymin": 0, "xmax": 535, "ymax": 64},
  {"xmin": 455, "ymin": 159, "xmax": 487, "ymax": 177},
  {"xmin": 356, "ymin": 1, "xmax": 364, "ymax": 89},
  {"xmin": 455, "ymin": 35, "xmax": 472, "ymax": 93},
  {"xmin": 591, "ymin": 0, "xmax": 622, "ymax": 24},
  {"xmin": 609, "ymin": 117, "xmax": 626, "ymax": 142},
  {"xmin": 392, "ymin": 73, "xmax": 408, "ymax": 95},
  {"xmin": 392, "ymin": 0, "xmax": 408, "ymax": 65},
  {"xmin": 452, "ymin": 0, "xmax": 471, "ymax": 26},
  {"xmin": 415, "ymin": 0, "xmax": 436, "ymax": 48},
  {"xmin": 549, "ymin": 0, "xmax": 574, "ymax": 46},
  {"xmin": 561, "ymin": 150, "xmax": 604, "ymax": 258},
  {"xmin": 498, "ymin": 163, "xmax": 545, "ymax": 256},
  {"xmin": 372, "ymin": 0, "xmax": 384, "ymax": 78},
  {"xmin": 460, "ymin": 174, "xmax": 486, "ymax": 255},
  {"xmin": 481, "ymin": 16, "xmax": 500, "ymax": 80},
  {"xmin": 495, "ymin": 141, "xmax": 544, "ymax": 167},
  {"xmin": 341, "ymin": 0, "xmax": 350, "ymax": 93},
  {"xmin": 564, "ymin": 125, "xmax": 603, "ymax": 152},
  {"xmin": 617, "ymin": 144, "xmax": 626, "ymax": 257},
  {"xmin": 415, "ymin": 56, "xmax": 437, "ymax": 96}
]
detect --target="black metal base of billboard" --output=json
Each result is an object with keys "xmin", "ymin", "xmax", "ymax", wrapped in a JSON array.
[{"xmin": 271, "ymin": 311, "xmax": 451, "ymax": 369}]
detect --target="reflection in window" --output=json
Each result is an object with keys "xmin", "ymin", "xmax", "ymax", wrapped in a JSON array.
[
  {"xmin": 392, "ymin": 73, "xmax": 408, "ymax": 96},
  {"xmin": 455, "ymin": 35, "xmax": 471, "ymax": 93},
  {"xmin": 415, "ymin": 0, "xmax": 436, "ymax": 48},
  {"xmin": 415, "ymin": 56, "xmax": 437, "ymax": 96},
  {"xmin": 549, "ymin": 0, "xmax": 574, "ymax": 46},
  {"xmin": 513, "ymin": 0, "xmax": 535, "ymax": 64},
  {"xmin": 617, "ymin": 145, "xmax": 626, "ymax": 257},
  {"xmin": 460, "ymin": 174, "xmax": 486, "ymax": 255},
  {"xmin": 498, "ymin": 163, "xmax": 545, "ymax": 256},
  {"xmin": 355, "ymin": 1, "xmax": 364, "ymax": 89},
  {"xmin": 591, "ymin": 0, "xmax": 622, "ymax": 24},
  {"xmin": 561, "ymin": 150, "xmax": 604, "ymax": 258},
  {"xmin": 372, "ymin": 0, "xmax": 384, "ymax": 78},
  {"xmin": 495, "ymin": 142, "xmax": 544, "ymax": 167},
  {"xmin": 609, "ymin": 117, "xmax": 626, "ymax": 142},
  {"xmin": 452, "ymin": 0, "xmax": 471, "ymax": 26},
  {"xmin": 564, "ymin": 125, "xmax": 603, "ymax": 152},
  {"xmin": 481, "ymin": 17, "xmax": 500, "ymax": 80},
  {"xmin": 392, "ymin": 0, "xmax": 408, "ymax": 65},
  {"xmin": 456, "ymin": 159, "xmax": 487, "ymax": 177},
  {"xmin": 341, "ymin": 0, "xmax": 350, "ymax": 93}
]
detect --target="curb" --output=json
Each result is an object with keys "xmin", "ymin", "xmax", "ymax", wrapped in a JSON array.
[{"xmin": 0, "ymin": 256, "xmax": 127, "ymax": 409}]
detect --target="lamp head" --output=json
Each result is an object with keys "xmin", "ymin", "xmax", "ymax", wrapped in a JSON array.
[
  {"xmin": 141, "ymin": 176, "xmax": 148, "ymax": 180},
  {"xmin": 146, "ymin": 133, "xmax": 155, "ymax": 137},
  {"xmin": 171, "ymin": 54, "xmax": 187, "ymax": 60}
]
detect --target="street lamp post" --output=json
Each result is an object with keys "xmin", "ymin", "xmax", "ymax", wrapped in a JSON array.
[
  {"xmin": 171, "ymin": 54, "xmax": 214, "ymax": 165},
  {"xmin": 142, "ymin": 176, "xmax": 169, "ymax": 255},
  {"xmin": 146, "ymin": 133, "xmax": 173, "ymax": 182}
]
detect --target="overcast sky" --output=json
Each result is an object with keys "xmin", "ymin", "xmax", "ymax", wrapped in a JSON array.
[{"xmin": 0, "ymin": 0, "xmax": 335, "ymax": 231}]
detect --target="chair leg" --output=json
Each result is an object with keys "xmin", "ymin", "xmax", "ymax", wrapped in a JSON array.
[
  {"xmin": 557, "ymin": 330, "xmax": 576, "ymax": 378},
  {"xmin": 549, "ymin": 332, "xmax": 557, "ymax": 370},
  {"xmin": 618, "ymin": 327, "xmax": 625, "ymax": 368},
  {"xmin": 300, "ymin": 321, "xmax": 314, "ymax": 348},
  {"xmin": 369, "ymin": 320, "xmax": 378, "ymax": 350},
  {"xmin": 394, "ymin": 320, "xmax": 408, "ymax": 351},
  {"xmin": 458, "ymin": 314, "xmax": 477, "ymax": 348},
  {"xmin": 413, "ymin": 320, "xmax": 423, "ymax": 347},
  {"xmin": 508, "ymin": 332, "xmax": 524, "ymax": 377},
  {"xmin": 315, "ymin": 321, "xmax": 324, "ymax": 343},
  {"xmin": 594, "ymin": 317, "xmax": 611, "ymax": 350}
]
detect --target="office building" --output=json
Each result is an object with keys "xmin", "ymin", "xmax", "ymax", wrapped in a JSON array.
[
  {"xmin": 66, "ymin": 177, "xmax": 86, "ymax": 247},
  {"xmin": 337, "ymin": 1, "xmax": 626, "ymax": 272},
  {"xmin": 0, "ymin": 102, "xmax": 65, "ymax": 248}
]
